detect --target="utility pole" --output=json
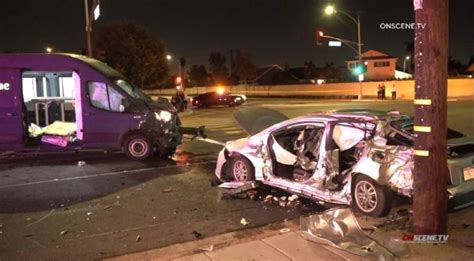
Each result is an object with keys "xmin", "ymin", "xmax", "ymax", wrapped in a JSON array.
[
  {"xmin": 356, "ymin": 12, "xmax": 362, "ymax": 100},
  {"xmin": 412, "ymin": 0, "xmax": 449, "ymax": 234},
  {"xmin": 84, "ymin": 0, "xmax": 100, "ymax": 57}
]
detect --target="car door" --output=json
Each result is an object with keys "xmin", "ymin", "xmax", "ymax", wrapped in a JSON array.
[
  {"xmin": 81, "ymin": 81, "xmax": 139, "ymax": 149},
  {"xmin": 265, "ymin": 122, "xmax": 326, "ymax": 194},
  {"xmin": 0, "ymin": 68, "xmax": 24, "ymax": 150}
]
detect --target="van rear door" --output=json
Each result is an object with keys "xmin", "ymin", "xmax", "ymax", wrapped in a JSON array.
[{"xmin": 0, "ymin": 68, "xmax": 24, "ymax": 149}]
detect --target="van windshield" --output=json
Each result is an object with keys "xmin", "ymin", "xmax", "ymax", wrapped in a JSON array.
[{"xmin": 114, "ymin": 79, "xmax": 154, "ymax": 105}]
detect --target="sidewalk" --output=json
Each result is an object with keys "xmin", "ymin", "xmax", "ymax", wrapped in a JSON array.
[{"xmin": 109, "ymin": 206, "xmax": 474, "ymax": 261}]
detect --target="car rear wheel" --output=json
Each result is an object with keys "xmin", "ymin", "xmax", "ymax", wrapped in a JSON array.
[
  {"xmin": 351, "ymin": 175, "xmax": 392, "ymax": 217},
  {"xmin": 230, "ymin": 156, "xmax": 255, "ymax": 181},
  {"xmin": 124, "ymin": 134, "xmax": 153, "ymax": 161}
]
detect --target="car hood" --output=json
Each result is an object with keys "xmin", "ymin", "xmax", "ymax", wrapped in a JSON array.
[
  {"xmin": 233, "ymin": 107, "xmax": 289, "ymax": 135},
  {"xmin": 149, "ymin": 97, "xmax": 176, "ymax": 113}
]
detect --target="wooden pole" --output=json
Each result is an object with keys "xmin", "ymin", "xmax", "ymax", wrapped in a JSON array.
[{"xmin": 412, "ymin": 0, "xmax": 449, "ymax": 234}]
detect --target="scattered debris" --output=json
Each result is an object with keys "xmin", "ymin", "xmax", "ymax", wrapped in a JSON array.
[
  {"xmin": 116, "ymin": 195, "xmax": 121, "ymax": 199},
  {"xmin": 25, "ymin": 217, "xmax": 32, "ymax": 222},
  {"xmin": 153, "ymin": 216, "xmax": 157, "ymax": 220},
  {"xmin": 162, "ymin": 187, "xmax": 173, "ymax": 193},
  {"xmin": 136, "ymin": 235, "xmax": 141, "ymax": 242},
  {"xmin": 103, "ymin": 205, "xmax": 112, "ymax": 210},
  {"xmin": 279, "ymin": 228, "xmax": 291, "ymax": 234},
  {"xmin": 288, "ymin": 194, "xmax": 298, "ymax": 202},
  {"xmin": 192, "ymin": 230, "xmax": 203, "ymax": 239},
  {"xmin": 301, "ymin": 208, "xmax": 408, "ymax": 260},
  {"xmin": 0, "ymin": 223, "xmax": 3, "ymax": 228},
  {"xmin": 87, "ymin": 212, "xmax": 93, "ymax": 216},
  {"xmin": 375, "ymin": 209, "xmax": 412, "ymax": 230},
  {"xmin": 77, "ymin": 161, "xmax": 86, "ymax": 167},
  {"xmin": 461, "ymin": 223, "xmax": 470, "ymax": 229},
  {"xmin": 23, "ymin": 234, "xmax": 33, "ymax": 238},
  {"xmin": 60, "ymin": 230, "xmax": 68, "ymax": 236},
  {"xmin": 240, "ymin": 218, "xmax": 249, "ymax": 226},
  {"xmin": 199, "ymin": 245, "xmax": 214, "ymax": 252}
]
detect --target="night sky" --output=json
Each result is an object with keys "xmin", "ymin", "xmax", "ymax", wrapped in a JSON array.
[{"xmin": 1, "ymin": 0, "xmax": 473, "ymax": 71}]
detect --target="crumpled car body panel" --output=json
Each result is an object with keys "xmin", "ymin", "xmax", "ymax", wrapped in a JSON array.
[{"xmin": 215, "ymin": 108, "xmax": 474, "ymax": 209}]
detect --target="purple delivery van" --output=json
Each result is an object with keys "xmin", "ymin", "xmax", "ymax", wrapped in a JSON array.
[{"xmin": 0, "ymin": 53, "xmax": 183, "ymax": 160}]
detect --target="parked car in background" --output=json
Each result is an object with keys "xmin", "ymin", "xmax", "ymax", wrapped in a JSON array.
[
  {"xmin": 191, "ymin": 91, "xmax": 246, "ymax": 108},
  {"xmin": 215, "ymin": 108, "xmax": 474, "ymax": 217}
]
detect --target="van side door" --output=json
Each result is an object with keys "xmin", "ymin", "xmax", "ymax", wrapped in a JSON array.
[
  {"xmin": 81, "ymin": 81, "xmax": 140, "ymax": 149},
  {"xmin": 0, "ymin": 68, "xmax": 24, "ymax": 149}
]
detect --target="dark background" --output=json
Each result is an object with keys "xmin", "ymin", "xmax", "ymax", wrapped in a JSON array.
[{"xmin": 1, "ymin": 0, "xmax": 473, "ymax": 70}]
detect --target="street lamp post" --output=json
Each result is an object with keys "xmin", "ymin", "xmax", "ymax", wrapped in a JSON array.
[
  {"xmin": 84, "ymin": 0, "xmax": 100, "ymax": 57},
  {"xmin": 403, "ymin": 55, "xmax": 410, "ymax": 72},
  {"xmin": 325, "ymin": 5, "xmax": 363, "ymax": 99}
]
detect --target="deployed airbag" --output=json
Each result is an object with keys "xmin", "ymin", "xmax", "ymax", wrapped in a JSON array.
[{"xmin": 333, "ymin": 125, "xmax": 365, "ymax": 151}]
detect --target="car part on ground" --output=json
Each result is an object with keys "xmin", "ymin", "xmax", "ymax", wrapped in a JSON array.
[{"xmin": 300, "ymin": 208, "xmax": 408, "ymax": 260}]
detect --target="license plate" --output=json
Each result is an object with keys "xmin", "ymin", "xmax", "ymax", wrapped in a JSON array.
[{"xmin": 464, "ymin": 166, "xmax": 474, "ymax": 181}]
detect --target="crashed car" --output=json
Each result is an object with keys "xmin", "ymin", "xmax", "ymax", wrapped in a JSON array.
[{"xmin": 215, "ymin": 108, "xmax": 474, "ymax": 216}]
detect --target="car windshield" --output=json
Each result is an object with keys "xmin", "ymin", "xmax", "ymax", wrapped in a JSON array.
[{"xmin": 114, "ymin": 79, "xmax": 154, "ymax": 106}]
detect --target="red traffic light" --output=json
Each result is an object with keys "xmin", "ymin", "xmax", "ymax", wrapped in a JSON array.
[{"xmin": 316, "ymin": 30, "xmax": 324, "ymax": 45}]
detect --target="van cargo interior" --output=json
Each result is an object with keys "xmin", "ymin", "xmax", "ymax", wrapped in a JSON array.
[{"xmin": 21, "ymin": 71, "xmax": 79, "ymax": 146}]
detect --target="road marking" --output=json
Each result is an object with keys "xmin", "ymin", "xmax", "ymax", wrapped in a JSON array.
[{"xmin": 0, "ymin": 161, "xmax": 216, "ymax": 189}]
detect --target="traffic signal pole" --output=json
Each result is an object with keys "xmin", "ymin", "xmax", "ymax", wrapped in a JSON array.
[{"xmin": 412, "ymin": 0, "xmax": 449, "ymax": 234}]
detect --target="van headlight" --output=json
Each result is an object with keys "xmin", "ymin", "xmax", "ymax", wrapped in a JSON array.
[{"xmin": 155, "ymin": 110, "xmax": 172, "ymax": 122}]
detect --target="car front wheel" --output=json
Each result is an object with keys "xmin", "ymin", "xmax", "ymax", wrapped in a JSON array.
[
  {"xmin": 230, "ymin": 156, "xmax": 255, "ymax": 181},
  {"xmin": 351, "ymin": 175, "xmax": 392, "ymax": 217}
]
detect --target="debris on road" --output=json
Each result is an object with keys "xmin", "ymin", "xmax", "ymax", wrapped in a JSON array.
[
  {"xmin": 199, "ymin": 244, "xmax": 214, "ymax": 252},
  {"xmin": 77, "ymin": 161, "xmax": 86, "ymax": 167},
  {"xmin": 301, "ymin": 208, "xmax": 408, "ymax": 260},
  {"xmin": 87, "ymin": 212, "xmax": 93, "ymax": 216},
  {"xmin": 192, "ymin": 230, "xmax": 203, "ymax": 239},
  {"xmin": 162, "ymin": 187, "xmax": 173, "ymax": 193},
  {"xmin": 374, "ymin": 209, "xmax": 412, "ymax": 230},
  {"xmin": 25, "ymin": 217, "xmax": 31, "ymax": 222},
  {"xmin": 60, "ymin": 230, "xmax": 68, "ymax": 236},
  {"xmin": 279, "ymin": 228, "xmax": 291, "ymax": 234},
  {"xmin": 240, "ymin": 218, "xmax": 249, "ymax": 226},
  {"xmin": 219, "ymin": 182, "xmax": 259, "ymax": 199},
  {"xmin": 136, "ymin": 235, "xmax": 141, "ymax": 242}
]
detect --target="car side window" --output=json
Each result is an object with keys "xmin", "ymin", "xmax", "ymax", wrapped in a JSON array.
[
  {"xmin": 88, "ymin": 82, "xmax": 110, "ymax": 111},
  {"xmin": 88, "ymin": 81, "xmax": 133, "ymax": 113}
]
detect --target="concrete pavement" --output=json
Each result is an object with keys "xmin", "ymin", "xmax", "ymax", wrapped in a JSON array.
[{"xmin": 110, "ymin": 205, "xmax": 474, "ymax": 261}]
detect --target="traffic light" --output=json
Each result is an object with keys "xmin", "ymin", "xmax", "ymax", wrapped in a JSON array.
[
  {"xmin": 352, "ymin": 63, "xmax": 367, "ymax": 75},
  {"xmin": 175, "ymin": 76, "xmax": 183, "ymax": 90},
  {"xmin": 316, "ymin": 30, "xmax": 324, "ymax": 45}
]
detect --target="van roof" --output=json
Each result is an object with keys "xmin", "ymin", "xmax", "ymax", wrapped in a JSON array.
[{"xmin": 0, "ymin": 53, "xmax": 124, "ymax": 78}]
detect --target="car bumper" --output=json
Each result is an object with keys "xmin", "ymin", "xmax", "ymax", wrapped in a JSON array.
[{"xmin": 215, "ymin": 148, "xmax": 228, "ymax": 180}]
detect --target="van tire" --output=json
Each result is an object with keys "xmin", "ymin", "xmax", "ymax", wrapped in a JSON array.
[{"xmin": 124, "ymin": 134, "xmax": 153, "ymax": 161}]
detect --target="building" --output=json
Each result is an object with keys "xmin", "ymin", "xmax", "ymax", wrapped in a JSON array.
[
  {"xmin": 466, "ymin": 63, "xmax": 474, "ymax": 77},
  {"xmin": 346, "ymin": 50, "xmax": 398, "ymax": 81}
]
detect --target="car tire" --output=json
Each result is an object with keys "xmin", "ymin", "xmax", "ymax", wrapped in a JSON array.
[
  {"xmin": 230, "ymin": 156, "xmax": 255, "ymax": 181},
  {"xmin": 124, "ymin": 134, "xmax": 153, "ymax": 161},
  {"xmin": 351, "ymin": 175, "xmax": 392, "ymax": 217}
]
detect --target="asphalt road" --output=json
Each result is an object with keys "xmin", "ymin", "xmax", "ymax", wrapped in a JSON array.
[{"xmin": 0, "ymin": 98, "xmax": 473, "ymax": 260}]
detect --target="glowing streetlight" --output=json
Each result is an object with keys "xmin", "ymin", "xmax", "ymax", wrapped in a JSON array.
[
  {"xmin": 46, "ymin": 47, "xmax": 53, "ymax": 53},
  {"xmin": 324, "ymin": 4, "xmax": 363, "ymax": 99},
  {"xmin": 166, "ymin": 54, "xmax": 172, "ymax": 61},
  {"xmin": 404, "ymin": 55, "xmax": 411, "ymax": 72},
  {"xmin": 324, "ymin": 5, "xmax": 336, "ymax": 15}
]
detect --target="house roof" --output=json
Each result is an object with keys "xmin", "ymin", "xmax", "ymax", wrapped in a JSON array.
[
  {"xmin": 466, "ymin": 63, "xmax": 474, "ymax": 72},
  {"xmin": 346, "ymin": 49, "xmax": 398, "ymax": 62}
]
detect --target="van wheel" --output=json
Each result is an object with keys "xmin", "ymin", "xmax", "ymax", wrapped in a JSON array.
[
  {"xmin": 351, "ymin": 175, "xmax": 392, "ymax": 217},
  {"xmin": 124, "ymin": 134, "xmax": 152, "ymax": 160},
  {"xmin": 230, "ymin": 156, "xmax": 255, "ymax": 181}
]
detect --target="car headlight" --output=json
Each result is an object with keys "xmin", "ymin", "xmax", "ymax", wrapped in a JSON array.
[{"xmin": 155, "ymin": 110, "xmax": 172, "ymax": 122}]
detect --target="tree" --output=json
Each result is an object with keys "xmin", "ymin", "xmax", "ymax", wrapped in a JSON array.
[
  {"xmin": 322, "ymin": 62, "xmax": 342, "ymax": 81},
  {"xmin": 208, "ymin": 51, "xmax": 228, "ymax": 84},
  {"xmin": 448, "ymin": 56, "xmax": 464, "ymax": 76},
  {"xmin": 232, "ymin": 50, "xmax": 256, "ymax": 84},
  {"xmin": 188, "ymin": 65, "xmax": 209, "ymax": 87},
  {"xmin": 303, "ymin": 61, "xmax": 318, "ymax": 79},
  {"xmin": 93, "ymin": 22, "xmax": 169, "ymax": 89}
]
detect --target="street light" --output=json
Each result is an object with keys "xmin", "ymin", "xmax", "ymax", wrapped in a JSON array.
[
  {"xmin": 84, "ymin": 0, "xmax": 101, "ymax": 57},
  {"xmin": 45, "ymin": 47, "xmax": 53, "ymax": 53},
  {"xmin": 324, "ymin": 4, "xmax": 363, "ymax": 99},
  {"xmin": 403, "ymin": 55, "xmax": 411, "ymax": 72},
  {"xmin": 166, "ymin": 54, "xmax": 172, "ymax": 61}
]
